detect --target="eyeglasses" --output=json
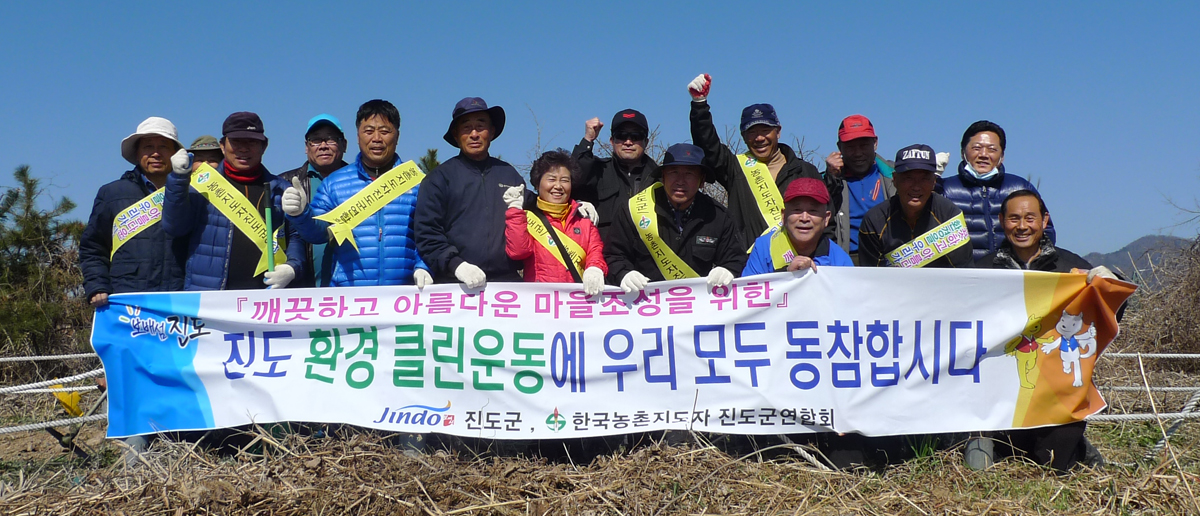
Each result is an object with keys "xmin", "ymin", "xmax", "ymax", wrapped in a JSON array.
[
  {"xmin": 306, "ymin": 136, "xmax": 340, "ymax": 147},
  {"xmin": 613, "ymin": 132, "xmax": 647, "ymax": 143}
]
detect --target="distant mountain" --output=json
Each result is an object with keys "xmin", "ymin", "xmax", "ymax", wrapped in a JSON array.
[{"xmin": 1083, "ymin": 235, "xmax": 1191, "ymax": 287}]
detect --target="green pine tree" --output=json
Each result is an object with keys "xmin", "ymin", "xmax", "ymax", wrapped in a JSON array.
[
  {"xmin": 418, "ymin": 148, "xmax": 440, "ymax": 173},
  {"xmin": 0, "ymin": 165, "xmax": 88, "ymax": 354}
]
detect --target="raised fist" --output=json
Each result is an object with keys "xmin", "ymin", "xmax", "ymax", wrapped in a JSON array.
[
  {"xmin": 584, "ymin": 117, "xmax": 604, "ymax": 142},
  {"xmin": 688, "ymin": 73, "xmax": 712, "ymax": 102}
]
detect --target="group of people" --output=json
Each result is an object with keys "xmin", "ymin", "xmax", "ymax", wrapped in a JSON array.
[{"xmin": 79, "ymin": 73, "xmax": 1118, "ymax": 472}]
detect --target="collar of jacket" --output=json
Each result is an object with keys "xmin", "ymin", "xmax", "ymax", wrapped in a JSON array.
[
  {"xmin": 993, "ymin": 235, "xmax": 1057, "ymax": 270},
  {"xmin": 305, "ymin": 160, "xmax": 348, "ymax": 179},
  {"xmin": 124, "ymin": 168, "xmax": 158, "ymax": 194},
  {"xmin": 955, "ymin": 161, "xmax": 1006, "ymax": 188},
  {"xmin": 457, "ymin": 153, "xmax": 495, "ymax": 171},
  {"xmin": 354, "ymin": 153, "xmax": 400, "ymax": 181},
  {"xmin": 654, "ymin": 186, "xmax": 709, "ymax": 220}
]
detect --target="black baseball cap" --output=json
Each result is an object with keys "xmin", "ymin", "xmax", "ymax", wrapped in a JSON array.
[
  {"xmin": 894, "ymin": 144, "xmax": 938, "ymax": 174},
  {"xmin": 222, "ymin": 112, "xmax": 267, "ymax": 142},
  {"xmin": 611, "ymin": 109, "xmax": 648, "ymax": 135}
]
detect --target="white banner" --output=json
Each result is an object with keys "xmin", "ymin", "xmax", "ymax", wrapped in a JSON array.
[{"xmin": 91, "ymin": 268, "xmax": 1133, "ymax": 439}]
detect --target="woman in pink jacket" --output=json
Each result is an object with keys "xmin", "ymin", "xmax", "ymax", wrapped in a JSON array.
[{"xmin": 503, "ymin": 150, "xmax": 607, "ymax": 294}]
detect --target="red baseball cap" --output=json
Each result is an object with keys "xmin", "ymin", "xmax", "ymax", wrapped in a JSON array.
[
  {"xmin": 782, "ymin": 178, "xmax": 830, "ymax": 205},
  {"xmin": 838, "ymin": 114, "xmax": 876, "ymax": 142}
]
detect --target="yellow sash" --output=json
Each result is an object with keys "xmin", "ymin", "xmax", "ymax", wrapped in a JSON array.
[
  {"xmin": 629, "ymin": 183, "xmax": 699, "ymax": 280},
  {"xmin": 110, "ymin": 187, "xmax": 165, "ymax": 259},
  {"xmin": 767, "ymin": 225, "xmax": 799, "ymax": 271},
  {"xmin": 736, "ymin": 152, "xmax": 784, "ymax": 234},
  {"xmin": 313, "ymin": 160, "xmax": 425, "ymax": 250},
  {"xmin": 886, "ymin": 213, "xmax": 970, "ymax": 268},
  {"xmin": 191, "ymin": 164, "xmax": 287, "ymax": 275},
  {"xmin": 525, "ymin": 212, "xmax": 585, "ymax": 272}
]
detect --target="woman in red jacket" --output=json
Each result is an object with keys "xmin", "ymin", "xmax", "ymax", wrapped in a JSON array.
[{"xmin": 503, "ymin": 150, "xmax": 607, "ymax": 295}]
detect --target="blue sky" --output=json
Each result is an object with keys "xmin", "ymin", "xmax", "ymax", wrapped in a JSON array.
[{"xmin": 1, "ymin": 2, "xmax": 1196, "ymax": 254}]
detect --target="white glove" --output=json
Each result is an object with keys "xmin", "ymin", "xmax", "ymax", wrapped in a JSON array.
[
  {"xmin": 171, "ymin": 149, "xmax": 193, "ymax": 175},
  {"xmin": 1087, "ymin": 265, "xmax": 1117, "ymax": 283},
  {"xmin": 503, "ymin": 185, "xmax": 525, "ymax": 210},
  {"xmin": 688, "ymin": 73, "xmax": 711, "ymax": 102},
  {"xmin": 935, "ymin": 152, "xmax": 951, "ymax": 175},
  {"xmin": 455, "ymin": 262, "xmax": 487, "ymax": 289},
  {"xmin": 413, "ymin": 268, "xmax": 433, "ymax": 289},
  {"xmin": 282, "ymin": 176, "xmax": 308, "ymax": 216},
  {"xmin": 620, "ymin": 271, "xmax": 649, "ymax": 294},
  {"xmin": 264, "ymin": 264, "xmax": 295, "ymax": 289},
  {"xmin": 577, "ymin": 201, "xmax": 599, "ymax": 225},
  {"xmin": 582, "ymin": 266, "xmax": 605, "ymax": 296},
  {"xmin": 706, "ymin": 266, "xmax": 734, "ymax": 288}
]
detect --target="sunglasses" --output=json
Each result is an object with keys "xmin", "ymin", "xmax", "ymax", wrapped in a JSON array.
[{"xmin": 613, "ymin": 132, "xmax": 647, "ymax": 143}]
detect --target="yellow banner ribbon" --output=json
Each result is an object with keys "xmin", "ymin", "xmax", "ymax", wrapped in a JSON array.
[
  {"xmin": 629, "ymin": 183, "xmax": 699, "ymax": 280},
  {"xmin": 736, "ymin": 152, "xmax": 785, "ymax": 235},
  {"xmin": 313, "ymin": 161, "xmax": 425, "ymax": 250},
  {"xmin": 110, "ymin": 187, "xmax": 165, "ymax": 259},
  {"xmin": 190, "ymin": 164, "xmax": 287, "ymax": 276},
  {"xmin": 526, "ymin": 212, "xmax": 585, "ymax": 273},
  {"xmin": 886, "ymin": 213, "xmax": 970, "ymax": 268},
  {"xmin": 767, "ymin": 225, "xmax": 799, "ymax": 271}
]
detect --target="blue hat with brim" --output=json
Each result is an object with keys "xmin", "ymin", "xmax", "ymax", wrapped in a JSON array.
[
  {"xmin": 662, "ymin": 142, "xmax": 714, "ymax": 183},
  {"xmin": 306, "ymin": 114, "xmax": 343, "ymax": 137}
]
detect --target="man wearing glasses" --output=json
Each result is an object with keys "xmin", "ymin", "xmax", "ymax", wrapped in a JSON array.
[
  {"xmin": 571, "ymin": 109, "xmax": 660, "ymax": 243},
  {"xmin": 279, "ymin": 114, "xmax": 349, "ymax": 287},
  {"xmin": 283, "ymin": 100, "xmax": 432, "ymax": 289}
]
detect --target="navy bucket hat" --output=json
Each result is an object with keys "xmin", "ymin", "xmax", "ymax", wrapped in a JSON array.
[{"xmin": 444, "ymin": 97, "xmax": 506, "ymax": 147}]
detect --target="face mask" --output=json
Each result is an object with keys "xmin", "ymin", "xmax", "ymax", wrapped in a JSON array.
[{"xmin": 965, "ymin": 162, "xmax": 1000, "ymax": 181}]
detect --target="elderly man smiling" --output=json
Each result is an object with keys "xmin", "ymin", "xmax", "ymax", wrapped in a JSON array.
[
  {"xmin": 743, "ymin": 177, "xmax": 853, "ymax": 275},
  {"xmin": 686, "ymin": 73, "xmax": 823, "ymax": 248}
]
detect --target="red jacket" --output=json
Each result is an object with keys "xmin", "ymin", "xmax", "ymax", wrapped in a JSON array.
[{"xmin": 505, "ymin": 201, "xmax": 607, "ymax": 283}]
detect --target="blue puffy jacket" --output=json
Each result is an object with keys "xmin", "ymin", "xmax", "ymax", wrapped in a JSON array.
[
  {"xmin": 162, "ymin": 164, "xmax": 305, "ymax": 290},
  {"xmin": 938, "ymin": 162, "xmax": 1056, "ymax": 261},
  {"xmin": 288, "ymin": 154, "xmax": 428, "ymax": 286}
]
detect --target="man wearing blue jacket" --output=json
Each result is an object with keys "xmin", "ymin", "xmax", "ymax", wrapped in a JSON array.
[
  {"xmin": 415, "ymin": 97, "xmax": 525, "ymax": 289},
  {"xmin": 164, "ymin": 112, "xmax": 305, "ymax": 290},
  {"xmin": 743, "ymin": 177, "xmax": 853, "ymax": 275},
  {"xmin": 282, "ymin": 99, "xmax": 432, "ymax": 287},
  {"xmin": 938, "ymin": 120, "xmax": 1055, "ymax": 261},
  {"xmin": 79, "ymin": 117, "xmax": 188, "ymax": 307}
]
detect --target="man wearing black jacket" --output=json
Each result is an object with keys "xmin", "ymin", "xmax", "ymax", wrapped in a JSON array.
[
  {"xmin": 415, "ymin": 97, "xmax": 525, "ymax": 288},
  {"xmin": 604, "ymin": 143, "xmax": 747, "ymax": 292},
  {"xmin": 968, "ymin": 188, "xmax": 1115, "ymax": 472},
  {"xmin": 79, "ymin": 117, "xmax": 188, "ymax": 307},
  {"xmin": 572, "ymin": 109, "xmax": 660, "ymax": 242},
  {"xmin": 686, "ymin": 73, "xmax": 822, "ymax": 247},
  {"xmin": 278, "ymin": 114, "xmax": 348, "ymax": 287},
  {"xmin": 859, "ymin": 144, "xmax": 974, "ymax": 268}
]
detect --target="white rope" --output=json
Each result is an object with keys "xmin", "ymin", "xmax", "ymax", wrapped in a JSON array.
[
  {"xmin": 1104, "ymin": 353, "xmax": 1200, "ymax": 360},
  {"xmin": 0, "ymin": 368, "xmax": 105, "ymax": 394},
  {"xmin": 0, "ymin": 414, "xmax": 107, "ymax": 435},
  {"xmin": 7, "ymin": 385, "xmax": 101, "ymax": 394},
  {"xmin": 1086, "ymin": 412, "xmax": 1200, "ymax": 422},
  {"xmin": 0, "ymin": 352, "xmax": 98, "ymax": 363},
  {"xmin": 1101, "ymin": 386, "xmax": 1200, "ymax": 392}
]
